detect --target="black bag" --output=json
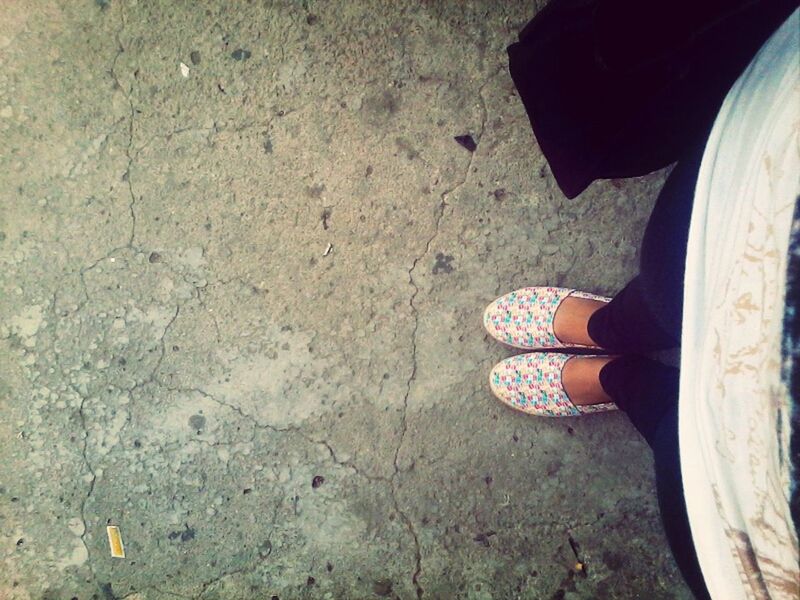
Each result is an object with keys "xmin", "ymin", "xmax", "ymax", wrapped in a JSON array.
[{"xmin": 507, "ymin": 0, "xmax": 798, "ymax": 199}]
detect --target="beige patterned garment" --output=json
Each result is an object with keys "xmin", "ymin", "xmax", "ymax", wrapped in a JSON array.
[{"xmin": 679, "ymin": 9, "xmax": 799, "ymax": 600}]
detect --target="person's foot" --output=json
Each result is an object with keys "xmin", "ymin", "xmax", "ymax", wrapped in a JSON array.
[
  {"xmin": 489, "ymin": 353, "xmax": 617, "ymax": 416},
  {"xmin": 552, "ymin": 296, "xmax": 607, "ymax": 347},
  {"xmin": 561, "ymin": 355, "xmax": 615, "ymax": 406},
  {"xmin": 483, "ymin": 287, "xmax": 610, "ymax": 350}
]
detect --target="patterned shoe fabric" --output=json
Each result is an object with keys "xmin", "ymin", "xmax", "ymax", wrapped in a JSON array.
[
  {"xmin": 488, "ymin": 353, "xmax": 617, "ymax": 417},
  {"xmin": 483, "ymin": 286, "xmax": 610, "ymax": 350}
]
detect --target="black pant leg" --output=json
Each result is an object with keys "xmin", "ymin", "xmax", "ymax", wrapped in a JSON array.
[
  {"xmin": 587, "ymin": 277, "xmax": 678, "ymax": 352},
  {"xmin": 587, "ymin": 131, "xmax": 708, "ymax": 352},
  {"xmin": 637, "ymin": 131, "xmax": 709, "ymax": 339},
  {"xmin": 599, "ymin": 357, "xmax": 710, "ymax": 599},
  {"xmin": 598, "ymin": 354, "xmax": 679, "ymax": 445},
  {"xmin": 652, "ymin": 406, "xmax": 712, "ymax": 600}
]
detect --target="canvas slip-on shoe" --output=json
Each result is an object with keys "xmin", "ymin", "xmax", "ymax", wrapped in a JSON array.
[{"xmin": 489, "ymin": 352, "xmax": 617, "ymax": 417}]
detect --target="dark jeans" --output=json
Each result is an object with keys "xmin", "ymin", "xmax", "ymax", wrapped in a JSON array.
[{"xmin": 585, "ymin": 135, "xmax": 711, "ymax": 600}]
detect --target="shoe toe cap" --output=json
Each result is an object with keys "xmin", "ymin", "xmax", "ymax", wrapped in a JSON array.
[
  {"xmin": 489, "ymin": 355, "xmax": 536, "ymax": 411},
  {"xmin": 489, "ymin": 354, "xmax": 580, "ymax": 417},
  {"xmin": 483, "ymin": 289, "xmax": 531, "ymax": 345}
]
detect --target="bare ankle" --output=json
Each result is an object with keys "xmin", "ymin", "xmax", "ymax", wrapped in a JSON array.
[
  {"xmin": 562, "ymin": 356, "xmax": 615, "ymax": 406},
  {"xmin": 553, "ymin": 297, "xmax": 606, "ymax": 346}
]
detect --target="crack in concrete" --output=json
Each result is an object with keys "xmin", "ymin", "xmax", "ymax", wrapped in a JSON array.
[
  {"xmin": 150, "ymin": 305, "xmax": 181, "ymax": 385},
  {"xmin": 162, "ymin": 385, "xmax": 388, "ymax": 483},
  {"xmin": 63, "ymin": 302, "xmax": 182, "ymax": 568},
  {"xmin": 191, "ymin": 501, "xmax": 281, "ymax": 600},
  {"xmin": 62, "ymin": 376, "xmax": 98, "ymax": 580},
  {"xmin": 42, "ymin": 271, "xmax": 192, "ymax": 580},
  {"xmin": 116, "ymin": 302, "xmax": 182, "ymax": 444},
  {"xmin": 143, "ymin": 382, "xmax": 421, "ymax": 598},
  {"xmin": 140, "ymin": 503, "xmax": 598, "ymax": 600},
  {"xmin": 391, "ymin": 484, "xmax": 424, "ymax": 599},
  {"xmin": 46, "ymin": 298, "xmax": 98, "ymax": 579},
  {"xmin": 43, "ymin": 296, "xmax": 95, "ymax": 577},
  {"xmin": 122, "ymin": 379, "xmax": 379, "ymax": 600},
  {"xmin": 58, "ymin": 6, "xmax": 140, "ymax": 315},
  {"xmin": 55, "ymin": 53, "xmax": 499, "ymax": 599},
  {"xmin": 195, "ymin": 285, "xmax": 222, "ymax": 344},
  {"xmin": 387, "ymin": 70, "xmax": 495, "ymax": 599},
  {"xmin": 130, "ymin": 107, "xmax": 294, "ymax": 166},
  {"xmin": 51, "ymin": 70, "xmax": 497, "ymax": 600},
  {"xmin": 109, "ymin": 5, "xmax": 138, "ymax": 248},
  {"xmin": 156, "ymin": 588, "xmax": 194, "ymax": 600},
  {"xmin": 192, "ymin": 566, "xmax": 249, "ymax": 600}
]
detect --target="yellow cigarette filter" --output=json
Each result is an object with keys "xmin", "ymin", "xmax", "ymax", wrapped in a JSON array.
[{"xmin": 106, "ymin": 525, "xmax": 126, "ymax": 558}]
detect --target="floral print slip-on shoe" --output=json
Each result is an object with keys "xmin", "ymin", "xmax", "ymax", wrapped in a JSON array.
[
  {"xmin": 488, "ymin": 352, "xmax": 617, "ymax": 417},
  {"xmin": 483, "ymin": 286, "xmax": 610, "ymax": 350}
]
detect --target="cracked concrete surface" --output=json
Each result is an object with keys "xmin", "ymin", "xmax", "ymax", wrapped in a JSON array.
[{"xmin": 1, "ymin": 1, "xmax": 691, "ymax": 599}]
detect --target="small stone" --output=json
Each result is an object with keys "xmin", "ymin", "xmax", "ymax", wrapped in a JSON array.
[
  {"xmin": 188, "ymin": 415, "xmax": 206, "ymax": 430},
  {"xmin": 148, "ymin": 252, "xmax": 161, "ymax": 263},
  {"xmin": 473, "ymin": 531, "xmax": 496, "ymax": 547},
  {"xmin": 454, "ymin": 134, "xmax": 477, "ymax": 152},
  {"xmin": 180, "ymin": 62, "xmax": 190, "ymax": 78},
  {"xmin": 180, "ymin": 526, "xmax": 195, "ymax": 542},
  {"xmin": 258, "ymin": 540, "xmax": 272, "ymax": 558},
  {"xmin": 373, "ymin": 580, "xmax": 393, "ymax": 596},
  {"xmin": 231, "ymin": 48, "xmax": 252, "ymax": 61},
  {"xmin": 432, "ymin": 252, "xmax": 455, "ymax": 275},
  {"xmin": 168, "ymin": 524, "xmax": 195, "ymax": 542},
  {"xmin": 312, "ymin": 475, "xmax": 324, "ymax": 489},
  {"xmin": 190, "ymin": 50, "xmax": 201, "ymax": 65}
]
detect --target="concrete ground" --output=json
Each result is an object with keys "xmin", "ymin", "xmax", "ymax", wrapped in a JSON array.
[{"xmin": 0, "ymin": 1, "xmax": 691, "ymax": 599}]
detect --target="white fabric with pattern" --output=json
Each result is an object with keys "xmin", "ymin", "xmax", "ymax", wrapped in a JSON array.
[{"xmin": 679, "ymin": 9, "xmax": 799, "ymax": 599}]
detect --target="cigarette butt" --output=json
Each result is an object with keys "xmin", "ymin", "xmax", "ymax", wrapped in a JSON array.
[{"xmin": 107, "ymin": 525, "xmax": 126, "ymax": 558}]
